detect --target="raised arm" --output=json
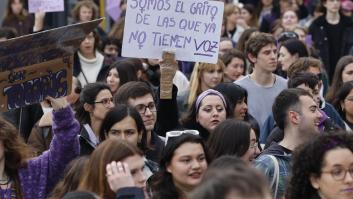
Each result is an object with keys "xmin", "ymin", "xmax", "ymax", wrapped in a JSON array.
[{"xmin": 19, "ymin": 97, "xmax": 80, "ymax": 199}]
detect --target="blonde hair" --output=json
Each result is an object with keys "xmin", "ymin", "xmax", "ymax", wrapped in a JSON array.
[
  {"xmin": 224, "ymin": 4, "xmax": 240, "ymax": 18},
  {"xmin": 187, "ymin": 59, "xmax": 225, "ymax": 107}
]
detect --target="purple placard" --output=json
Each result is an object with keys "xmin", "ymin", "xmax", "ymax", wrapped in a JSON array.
[
  {"xmin": 106, "ymin": 0, "xmax": 122, "ymax": 21},
  {"xmin": 28, "ymin": 0, "xmax": 64, "ymax": 13}
]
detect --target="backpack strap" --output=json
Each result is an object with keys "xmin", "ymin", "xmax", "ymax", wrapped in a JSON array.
[{"xmin": 267, "ymin": 154, "xmax": 280, "ymax": 198}]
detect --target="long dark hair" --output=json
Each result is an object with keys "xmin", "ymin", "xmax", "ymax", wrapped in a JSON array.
[
  {"xmin": 332, "ymin": 81, "xmax": 353, "ymax": 121},
  {"xmin": 105, "ymin": 60, "xmax": 138, "ymax": 90},
  {"xmin": 214, "ymin": 83, "xmax": 248, "ymax": 119},
  {"xmin": 280, "ymin": 38, "xmax": 309, "ymax": 57},
  {"xmin": 149, "ymin": 134, "xmax": 210, "ymax": 199},
  {"xmin": 326, "ymin": 55, "xmax": 353, "ymax": 103},
  {"xmin": 208, "ymin": 120, "xmax": 252, "ymax": 160},
  {"xmin": 99, "ymin": 105, "xmax": 147, "ymax": 151}
]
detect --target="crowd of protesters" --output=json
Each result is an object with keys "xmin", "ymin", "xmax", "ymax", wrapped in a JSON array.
[{"xmin": 1, "ymin": 0, "xmax": 353, "ymax": 198}]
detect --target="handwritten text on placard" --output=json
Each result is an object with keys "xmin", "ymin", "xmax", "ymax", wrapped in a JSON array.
[
  {"xmin": 28, "ymin": 0, "xmax": 64, "ymax": 13},
  {"xmin": 122, "ymin": 0, "xmax": 224, "ymax": 64}
]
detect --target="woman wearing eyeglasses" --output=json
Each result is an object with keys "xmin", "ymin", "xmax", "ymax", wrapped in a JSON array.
[
  {"xmin": 286, "ymin": 132, "xmax": 353, "ymax": 199},
  {"xmin": 180, "ymin": 89, "xmax": 231, "ymax": 140},
  {"xmin": 149, "ymin": 133, "xmax": 209, "ymax": 199},
  {"xmin": 75, "ymin": 82, "xmax": 114, "ymax": 155},
  {"xmin": 208, "ymin": 120, "xmax": 260, "ymax": 164},
  {"xmin": 99, "ymin": 105, "xmax": 158, "ymax": 177}
]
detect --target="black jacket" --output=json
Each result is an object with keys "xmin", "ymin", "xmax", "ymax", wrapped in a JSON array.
[
  {"xmin": 309, "ymin": 15, "xmax": 353, "ymax": 76},
  {"xmin": 79, "ymin": 125, "xmax": 96, "ymax": 156},
  {"xmin": 116, "ymin": 187, "xmax": 144, "ymax": 199},
  {"xmin": 1, "ymin": 103, "xmax": 43, "ymax": 141}
]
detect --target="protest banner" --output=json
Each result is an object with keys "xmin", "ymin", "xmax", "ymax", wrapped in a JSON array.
[
  {"xmin": 0, "ymin": 19, "xmax": 103, "ymax": 112},
  {"xmin": 28, "ymin": 0, "xmax": 65, "ymax": 13},
  {"xmin": 0, "ymin": 57, "xmax": 72, "ymax": 112},
  {"xmin": 122, "ymin": 0, "xmax": 224, "ymax": 64}
]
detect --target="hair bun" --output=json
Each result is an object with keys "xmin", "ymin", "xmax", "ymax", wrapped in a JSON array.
[{"xmin": 74, "ymin": 87, "xmax": 82, "ymax": 94}]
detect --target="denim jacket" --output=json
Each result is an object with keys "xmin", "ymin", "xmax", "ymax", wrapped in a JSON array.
[{"xmin": 254, "ymin": 142, "xmax": 292, "ymax": 199}]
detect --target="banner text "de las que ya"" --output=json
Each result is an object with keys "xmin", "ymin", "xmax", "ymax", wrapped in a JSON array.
[{"xmin": 122, "ymin": 0, "xmax": 224, "ymax": 64}]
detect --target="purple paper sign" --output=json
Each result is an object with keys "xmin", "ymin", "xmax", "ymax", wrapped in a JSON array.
[
  {"xmin": 106, "ymin": 0, "xmax": 122, "ymax": 21},
  {"xmin": 122, "ymin": 0, "xmax": 224, "ymax": 64},
  {"xmin": 28, "ymin": 0, "xmax": 64, "ymax": 13}
]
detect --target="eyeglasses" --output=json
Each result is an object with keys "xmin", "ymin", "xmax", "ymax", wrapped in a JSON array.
[
  {"xmin": 321, "ymin": 166, "xmax": 353, "ymax": 181},
  {"xmin": 135, "ymin": 102, "xmax": 157, "ymax": 114},
  {"xmin": 165, "ymin": 130, "xmax": 200, "ymax": 146},
  {"xmin": 249, "ymin": 142, "xmax": 258, "ymax": 149},
  {"xmin": 95, "ymin": 97, "xmax": 113, "ymax": 108}
]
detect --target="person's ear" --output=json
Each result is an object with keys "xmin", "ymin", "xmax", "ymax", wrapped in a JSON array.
[
  {"xmin": 248, "ymin": 53, "xmax": 257, "ymax": 64},
  {"xmin": 83, "ymin": 103, "xmax": 93, "ymax": 112},
  {"xmin": 288, "ymin": 110, "xmax": 300, "ymax": 125},
  {"xmin": 341, "ymin": 101, "xmax": 345, "ymax": 112},
  {"xmin": 166, "ymin": 163, "xmax": 172, "ymax": 173},
  {"xmin": 310, "ymin": 174, "xmax": 320, "ymax": 190}
]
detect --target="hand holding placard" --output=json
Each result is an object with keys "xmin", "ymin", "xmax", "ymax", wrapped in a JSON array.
[{"xmin": 160, "ymin": 50, "xmax": 177, "ymax": 99}]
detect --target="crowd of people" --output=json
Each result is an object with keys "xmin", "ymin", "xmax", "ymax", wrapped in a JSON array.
[{"xmin": 1, "ymin": 0, "xmax": 353, "ymax": 198}]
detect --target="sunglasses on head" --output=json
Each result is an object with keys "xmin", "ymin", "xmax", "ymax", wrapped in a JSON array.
[
  {"xmin": 277, "ymin": 31, "xmax": 299, "ymax": 43},
  {"xmin": 165, "ymin": 130, "xmax": 200, "ymax": 146}
]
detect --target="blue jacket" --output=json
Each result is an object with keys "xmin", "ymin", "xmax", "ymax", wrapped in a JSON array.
[{"xmin": 254, "ymin": 142, "xmax": 292, "ymax": 199}]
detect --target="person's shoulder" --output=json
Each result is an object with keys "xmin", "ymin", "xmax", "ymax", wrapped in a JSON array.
[
  {"xmin": 310, "ymin": 15, "xmax": 326, "ymax": 27},
  {"xmin": 341, "ymin": 15, "xmax": 353, "ymax": 26},
  {"xmin": 274, "ymin": 75, "xmax": 288, "ymax": 87},
  {"xmin": 274, "ymin": 75, "xmax": 287, "ymax": 82},
  {"xmin": 234, "ymin": 75, "xmax": 251, "ymax": 85},
  {"xmin": 254, "ymin": 153, "xmax": 278, "ymax": 172}
]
